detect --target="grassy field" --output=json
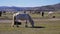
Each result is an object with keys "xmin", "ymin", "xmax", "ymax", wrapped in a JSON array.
[
  {"xmin": 0, "ymin": 12, "xmax": 60, "ymax": 20},
  {"xmin": 0, "ymin": 12, "xmax": 60, "ymax": 34},
  {"xmin": 0, "ymin": 20, "xmax": 60, "ymax": 34}
]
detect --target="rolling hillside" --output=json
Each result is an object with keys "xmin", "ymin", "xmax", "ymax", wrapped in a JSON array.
[{"xmin": 0, "ymin": 3, "xmax": 60, "ymax": 12}]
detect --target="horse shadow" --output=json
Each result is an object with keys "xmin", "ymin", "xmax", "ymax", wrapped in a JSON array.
[
  {"xmin": 14, "ymin": 21, "xmax": 45, "ymax": 28},
  {"xmin": 26, "ymin": 26, "xmax": 45, "ymax": 28}
]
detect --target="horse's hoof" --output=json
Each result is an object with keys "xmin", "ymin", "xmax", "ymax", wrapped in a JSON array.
[
  {"xmin": 25, "ymin": 25, "xmax": 28, "ymax": 27},
  {"xmin": 11, "ymin": 25, "xmax": 14, "ymax": 27},
  {"xmin": 16, "ymin": 26, "xmax": 19, "ymax": 27}
]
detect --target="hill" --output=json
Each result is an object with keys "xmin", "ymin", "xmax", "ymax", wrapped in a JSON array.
[{"xmin": 0, "ymin": 3, "xmax": 60, "ymax": 12}]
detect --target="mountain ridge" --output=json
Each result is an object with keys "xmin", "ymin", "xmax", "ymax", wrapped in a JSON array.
[{"xmin": 0, "ymin": 3, "xmax": 60, "ymax": 12}]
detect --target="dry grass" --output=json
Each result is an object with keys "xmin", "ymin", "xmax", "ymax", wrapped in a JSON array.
[
  {"xmin": 0, "ymin": 12, "xmax": 60, "ymax": 34},
  {"xmin": 0, "ymin": 20, "xmax": 60, "ymax": 34}
]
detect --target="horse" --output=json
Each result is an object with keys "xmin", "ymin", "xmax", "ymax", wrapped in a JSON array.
[
  {"xmin": 48, "ymin": 11, "xmax": 53, "ymax": 15},
  {"xmin": 12, "ymin": 12, "xmax": 34, "ymax": 27}
]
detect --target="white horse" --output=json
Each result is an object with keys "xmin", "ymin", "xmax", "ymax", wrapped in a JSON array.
[
  {"xmin": 12, "ymin": 12, "xmax": 34, "ymax": 27},
  {"xmin": 48, "ymin": 11, "xmax": 53, "ymax": 14},
  {"xmin": 48, "ymin": 11, "xmax": 54, "ymax": 16}
]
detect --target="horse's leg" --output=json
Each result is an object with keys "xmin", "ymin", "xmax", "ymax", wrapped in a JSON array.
[
  {"xmin": 16, "ymin": 25, "xmax": 19, "ymax": 27},
  {"xmin": 31, "ymin": 22, "xmax": 34, "ymax": 27},
  {"xmin": 25, "ymin": 20, "xmax": 28, "ymax": 27},
  {"xmin": 11, "ymin": 16, "xmax": 16, "ymax": 27},
  {"xmin": 11, "ymin": 21, "xmax": 14, "ymax": 27},
  {"xmin": 11, "ymin": 16, "xmax": 15, "ymax": 27},
  {"xmin": 16, "ymin": 22, "xmax": 19, "ymax": 27}
]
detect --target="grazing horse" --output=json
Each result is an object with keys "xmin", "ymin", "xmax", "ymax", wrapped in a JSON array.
[
  {"xmin": 48, "ymin": 11, "xmax": 53, "ymax": 16},
  {"xmin": 12, "ymin": 12, "xmax": 34, "ymax": 27}
]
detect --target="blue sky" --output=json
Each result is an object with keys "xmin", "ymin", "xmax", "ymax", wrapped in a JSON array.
[{"xmin": 0, "ymin": 0, "xmax": 60, "ymax": 7}]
